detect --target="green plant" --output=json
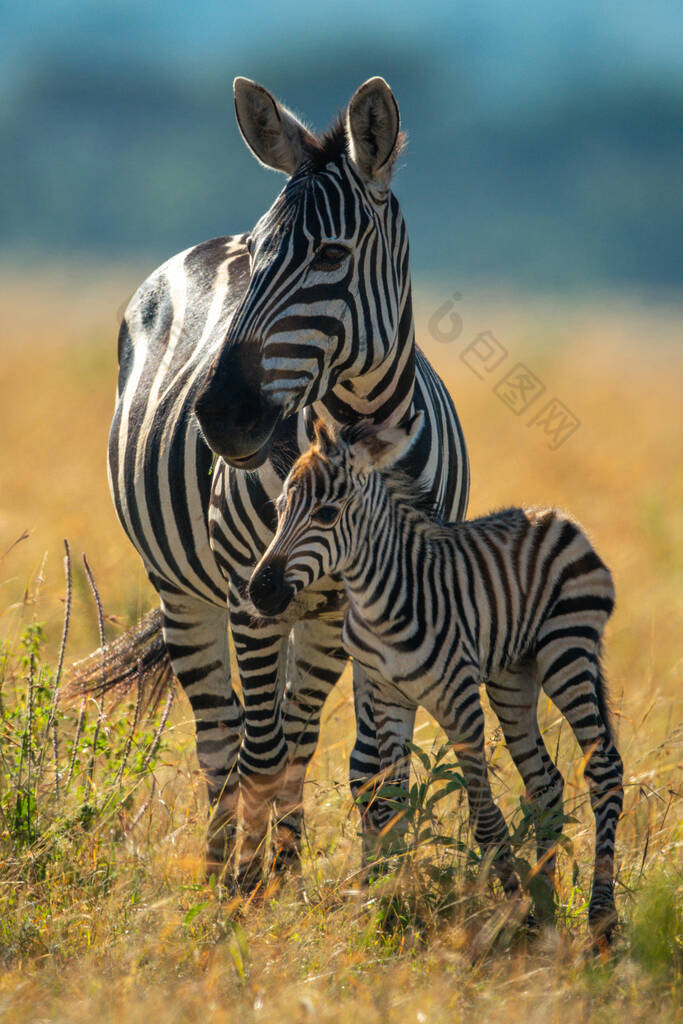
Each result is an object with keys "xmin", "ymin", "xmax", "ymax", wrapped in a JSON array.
[
  {"xmin": 0, "ymin": 543, "xmax": 174, "ymax": 890},
  {"xmin": 355, "ymin": 741, "xmax": 580, "ymax": 946},
  {"xmin": 628, "ymin": 869, "xmax": 683, "ymax": 978}
]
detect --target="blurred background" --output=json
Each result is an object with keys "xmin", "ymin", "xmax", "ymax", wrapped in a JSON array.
[
  {"xmin": 0, "ymin": 2, "xmax": 681, "ymax": 671},
  {"xmin": 1, "ymin": 0, "xmax": 682, "ymax": 290}
]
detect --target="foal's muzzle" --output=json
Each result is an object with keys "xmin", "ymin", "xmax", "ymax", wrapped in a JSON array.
[{"xmin": 248, "ymin": 560, "xmax": 294, "ymax": 617}]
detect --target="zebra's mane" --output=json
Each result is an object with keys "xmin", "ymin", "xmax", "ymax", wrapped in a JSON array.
[
  {"xmin": 311, "ymin": 420, "xmax": 447, "ymax": 534},
  {"xmin": 304, "ymin": 114, "xmax": 348, "ymax": 172},
  {"xmin": 303, "ymin": 112, "xmax": 407, "ymax": 175}
]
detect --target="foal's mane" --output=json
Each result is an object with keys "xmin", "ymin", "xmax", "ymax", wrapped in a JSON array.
[{"xmin": 337, "ymin": 421, "xmax": 445, "ymax": 529}]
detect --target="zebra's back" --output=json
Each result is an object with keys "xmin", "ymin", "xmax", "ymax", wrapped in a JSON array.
[{"xmin": 108, "ymin": 235, "xmax": 250, "ymax": 605}]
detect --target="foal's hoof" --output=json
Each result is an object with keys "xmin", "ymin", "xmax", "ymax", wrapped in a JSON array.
[
  {"xmin": 205, "ymin": 824, "xmax": 237, "ymax": 885},
  {"xmin": 205, "ymin": 842, "xmax": 236, "ymax": 889},
  {"xmin": 589, "ymin": 909, "xmax": 619, "ymax": 952},
  {"xmin": 589, "ymin": 893, "xmax": 618, "ymax": 952},
  {"xmin": 270, "ymin": 844, "xmax": 302, "ymax": 876},
  {"xmin": 527, "ymin": 872, "xmax": 557, "ymax": 926},
  {"xmin": 235, "ymin": 871, "xmax": 263, "ymax": 897}
]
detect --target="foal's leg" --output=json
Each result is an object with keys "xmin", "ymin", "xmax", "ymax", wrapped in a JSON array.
[
  {"xmin": 427, "ymin": 669, "xmax": 520, "ymax": 897},
  {"xmin": 349, "ymin": 664, "xmax": 416, "ymax": 870},
  {"xmin": 486, "ymin": 665, "xmax": 565, "ymax": 896},
  {"xmin": 362, "ymin": 678, "xmax": 417, "ymax": 868},
  {"xmin": 537, "ymin": 641, "xmax": 623, "ymax": 939}
]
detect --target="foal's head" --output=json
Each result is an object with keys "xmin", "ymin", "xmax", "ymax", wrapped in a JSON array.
[{"xmin": 248, "ymin": 414, "xmax": 423, "ymax": 616}]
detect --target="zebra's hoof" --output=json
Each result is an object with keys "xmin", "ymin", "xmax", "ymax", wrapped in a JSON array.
[
  {"xmin": 236, "ymin": 862, "xmax": 265, "ymax": 896},
  {"xmin": 205, "ymin": 820, "xmax": 237, "ymax": 883},
  {"xmin": 205, "ymin": 848, "xmax": 235, "ymax": 887},
  {"xmin": 523, "ymin": 907, "xmax": 541, "ymax": 936},
  {"xmin": 527, "ymin": 872, "xmax": 557, "ymax": 926},
  {"xmin": 205, "ymin": 866, "xmax": 238, "ymax": 898}
]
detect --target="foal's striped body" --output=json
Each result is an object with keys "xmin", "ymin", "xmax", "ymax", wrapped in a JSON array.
[{"xmin": 250, "ymin": 417, "xmax": 624, "ymax": 936}]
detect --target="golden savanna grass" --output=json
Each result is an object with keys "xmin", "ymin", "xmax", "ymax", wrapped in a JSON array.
[{"xmin": 0, "ymin": 268, "xmax": 681, "ymax": 1022}]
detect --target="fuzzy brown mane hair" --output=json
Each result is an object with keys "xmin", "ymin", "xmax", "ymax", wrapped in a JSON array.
[
  {"xmin": 303, "ymin": 112, "xmax": 407, "ymax": 175},
  {"xmin": 309, "ymin": 418, "xmax": 441, "ymax": 522}
]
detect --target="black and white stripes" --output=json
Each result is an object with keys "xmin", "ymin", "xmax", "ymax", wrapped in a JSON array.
[
  {"xmin": 249, "ymin": 416, "xmax": 624, "ymax": 937},
  {"xmin": 108, "ymin": 77, "xmax": 470, "ymax": 882}
]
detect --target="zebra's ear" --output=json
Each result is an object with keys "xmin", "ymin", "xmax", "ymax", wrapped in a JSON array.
[
  {"xmin": 351, "ymin": 411, "xmax": 424, "ymax": 473},
  {"xmin": 346, "ymin": 78, "xmax": 403, "ymax": 187},
  {"xmin": 234, "ymin": 78, "xmax": 314, "ymax": 175}
]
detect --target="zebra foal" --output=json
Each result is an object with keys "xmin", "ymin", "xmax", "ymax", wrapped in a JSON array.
[{"xmin": 248, "ymin": 415, "xmax": 624, "ymax": 938}]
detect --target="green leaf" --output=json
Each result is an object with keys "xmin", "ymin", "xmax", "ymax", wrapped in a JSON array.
[
  {"xmin": 184, "ymin": 901, "xmax": 209, "ymax": 927},
  {"xmin": 425, "ymin": 778, "xmax": 465, "ymax": 811},
  {"xmin": 407, "ymin": 741, "xmax": 432, "ymax": 772}
]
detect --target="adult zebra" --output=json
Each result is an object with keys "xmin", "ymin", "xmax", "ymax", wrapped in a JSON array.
[{"xmin": 108, "ymin": 77, "xmax": 469, "ymax": 883}]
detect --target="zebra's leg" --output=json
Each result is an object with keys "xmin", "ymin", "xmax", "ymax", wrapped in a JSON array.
[
  {"xmin": 486, "ymin": 666, "xmax": 565, "ymax": 901},
  {"xmin": 427, "ymin": 671, "xmax": 521, "ymax": 897},
  {"xmin": 271, "ymin": 614, "xmax": 348, "ymax": 873},
  {"xmin": 228, "ymin": 585, "xmax": 290, "ymax": 888},
  {"xmin": 537, "ymin": 642, "xmax": 624, "ymax": 940},
  {"xmin": 157, "ymin": 584, "xmax": 243, "ymax": 879},
  {"xmin": 363, "ymin": 679, "xmax": 417, "ymax": 869}
]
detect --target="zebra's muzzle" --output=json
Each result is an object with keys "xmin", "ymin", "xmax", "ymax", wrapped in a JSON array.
[{"xmin": 194, "ymin": 348, "xmax": 281, "ymax": 467}]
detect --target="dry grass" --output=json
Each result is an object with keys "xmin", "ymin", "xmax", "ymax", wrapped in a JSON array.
[{"xmin": 0, "ymin": 270, "xmax": 681, "ymax": 1022}]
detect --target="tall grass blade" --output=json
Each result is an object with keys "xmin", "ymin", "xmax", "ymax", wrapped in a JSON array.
[
  {"xmin": 141, "ymin": 685, "xmax": 174, "ymax": 774},
  {"xmin": 83, "ymin": 553, "xmax": 106, "ymax": 788},
  {"xmin": 38, "ymin": 538, "xmax": 72, "ymax": 799}
]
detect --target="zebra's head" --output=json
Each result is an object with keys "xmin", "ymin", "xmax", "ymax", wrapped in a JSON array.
[
  {"xmin": 195, "ymin": 76, "xmax": 409, "ymax": 469},
  {"xmin": 248, "ymin": 414, "xmax": 423, "ymax": 617}
]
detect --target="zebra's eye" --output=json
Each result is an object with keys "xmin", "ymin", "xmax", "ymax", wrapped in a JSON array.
[
  {"xmin": 311, "ymin": 244, "xmax": 349, "ymax": 271},
  {"xmin": 311, "ymin": 503, "xmax": 340, "ymax": 527}
]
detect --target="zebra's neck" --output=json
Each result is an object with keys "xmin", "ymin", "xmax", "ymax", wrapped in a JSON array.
[{"xmin": 314, "ymin": 231, "xmax": 415, "ymax": 430}]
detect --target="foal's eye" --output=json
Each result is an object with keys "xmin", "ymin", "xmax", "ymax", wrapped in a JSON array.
[
  {"xmin": 311, "ymin": 244, "xmax": 349, "ymax": 271},
  {"xmin": 311, "ymin": 504, "xmax": 339, "ymax": 527}
]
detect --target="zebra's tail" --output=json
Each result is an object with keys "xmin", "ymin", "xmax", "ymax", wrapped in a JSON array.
[
  {"xmin": 595, "ymin": 647, "xmax": 615, "ymax": 746},
  {"xmin": 68, "ymin": 607, "xmax": 175, "ymax": 710}
]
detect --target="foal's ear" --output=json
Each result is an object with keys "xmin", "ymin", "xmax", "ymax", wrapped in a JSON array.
[
  {"xmin": 350, "ymin": 412, "xmax": 424, "ymax": 474},
  {"xmin": 234, "ymin": 77, "xmax": 315, "ymax": 175},
  {"xmin": 313, "ymin": 417, "xmax": 336, "ymax": 455},
  {"xmin": 346, "ymin": 77, "xmax": 403, "ymax": 188}
]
